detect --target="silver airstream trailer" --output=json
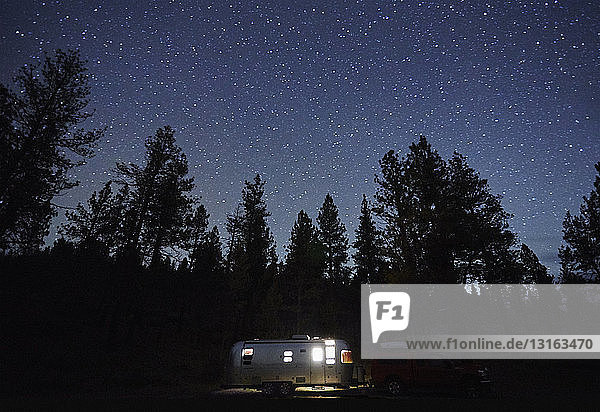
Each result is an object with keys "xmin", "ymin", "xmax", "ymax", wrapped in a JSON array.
[{"xmin": 225, "ymin": 334, "xmax": 354, "ymax": 395}]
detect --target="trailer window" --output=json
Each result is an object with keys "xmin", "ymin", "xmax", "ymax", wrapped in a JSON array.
[
  {"xmin": 325, "ymin": 342, "xmax": 336, "ymax": 364},
  {"xmin": 312, "ymin": 347, "xmax": 324, "ymax": 362},
  {"xmin": 242, "ymin": 348, "xmax": 254, "ymax": 361},
  {"xmin": 283, "ymin": 350, "xmax": 293, "ymax": 363},
  {"xmin": 341, "ymin": 350, "xmax": 353, "ymax": 364}
]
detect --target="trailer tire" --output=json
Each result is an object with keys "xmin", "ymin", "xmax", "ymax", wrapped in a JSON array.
[
  {"xmin": 279, "ymin": 382, "xmax": 294, "ymax": 397},
  {"xmin": 386, "ymin": 376, "xmax": 407, "ymax": 397},
  {"xmin": 462, "ymin": 378, "xmax": 481, "ymax": 399},
  {"xmin": 262, "ymin": 382, "xmax": 279, "ymax": 397}
]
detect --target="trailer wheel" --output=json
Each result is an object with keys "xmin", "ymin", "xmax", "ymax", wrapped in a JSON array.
[
  {"xmin": 279, "ymin": 382, "xmax": 294, "ymax": 397},
  {"xmin": 262, "ymin": 382, "xmax": 278, "ymax": 397},
  {"xmin": 462, "ymin": 378, "xmax": 481, "ymax": 399},
  {"xmin": 386, "ymin": 376, "xmax": 407, "ymax": 397}
]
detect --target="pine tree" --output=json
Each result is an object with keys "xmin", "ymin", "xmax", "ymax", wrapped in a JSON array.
[
  {"xmin": 446, "ymin": 151, "xmax": 518, "ymax": 283},
  {"xmin": 226, "ymin": 174, "xmax": 276, "ymax": 337},
  {"xmin": 189, "ymin": 224, "xmax": 224, "ymax": 277},
  {"xmin": 283, "ymin": 210, "xmax": 325, "ymax": 335},
  {"xmin": 317, "ymin": 193, "xmax": 350, "ymax": 284},
  {"xmin": 184, "ymin": 204, "xmax": 210, "ymax": 269},
  {"xmin": 519, "ymin": 244, "xmax": 553, "ymax": 284},
  {"xmin": 115, "ymin": 126, "xmax": 194, "ymax": 267},
  {"xmin": 374, "ymin": 137, "xmax": 449, "ymax": 282},
  {"xmin": 559, "ymin": 162, "xmax": 600, "ymax": 283},
  {"xmin": 191, "ymin": 225, "xmax": 227, "ymax": 338},
  {"xmin": 242, "ymin": 174, "xmax": 275, "ymax": 278},
  {"xmin": 225, "ymin": 205, "xmax": 245, "ymax": 272},
  {"xmin": 0, "ymin": 49, "xmax": 104, "ymax": 253},
  {"xmin": 353, "ymin": 194, "xmax": 386, "ymax": 285},
  {"xmin": 374, "ymin": 136, "xmax": 530, "ymax": 283},
  {"xmin": 59, "ymin": 181, "xmax": 120, "ymax": 255}
]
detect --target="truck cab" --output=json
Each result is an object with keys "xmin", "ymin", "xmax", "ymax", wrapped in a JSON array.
[{"xmin": 370, "ymin": 359, "xmax": 492, "ymax": 398}]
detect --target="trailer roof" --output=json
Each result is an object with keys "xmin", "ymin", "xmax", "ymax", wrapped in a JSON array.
[{"xmin": 243, "ymin": 338, "xmax": 343, "ymax": 344}]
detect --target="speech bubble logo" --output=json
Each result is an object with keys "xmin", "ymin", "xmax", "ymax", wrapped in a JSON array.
[{"xmin": 369, "ymin": 292, "xmax": 410, "ymax": 343}]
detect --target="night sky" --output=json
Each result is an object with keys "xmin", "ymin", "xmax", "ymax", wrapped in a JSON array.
[{"xmin": 1, "ymin": 1, "xmax": 598, "ymax": 274}]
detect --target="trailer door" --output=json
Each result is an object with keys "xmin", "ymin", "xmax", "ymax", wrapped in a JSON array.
[
  {"xmin": 309, "ymin": 343, "xmax": 326, "ymax": 385},
  {"xmin": 290, "ymin": 344, "xmax": 310, "ymax": 386}
]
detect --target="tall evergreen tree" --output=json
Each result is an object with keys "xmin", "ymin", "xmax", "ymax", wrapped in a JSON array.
[
  {"xmin": 282, "ymin": 210, "xmax": 325, "ymax": 335},
  {"xmin": 317, "ymin": 193, "xmax": 350, "ymax": 284},
  {"xmin": 59, "ymin": 181, "xmax": 120, "ymax": 255},
  {"xmin": 115, "ymin": 126, "xmax": 194, "ymax": 267},
  {"xmin": 184, "ymin": 204, "xmax": 210, "ymax": 269},
  {"xmin": 519, "ymin": 244, "xmax": 553, "ymax": 284},
  {"xmin": 195, "ymin": 226, "xmax": 224, "ymax": 275},
  {"xmin": 353, "ymin": 194, "xmax": 386, "ymax": 285},
  {"xmin": 374, "ymin": 136, "xmax": 532, "ymax": 283},
  {"xmin": 242, "ymin": 175, "xmax": 275, "ymax": 279},
  {"xmin": 189, "ymin": 225, "xmax": 227, "ymax": 344},
  {"xmin": 0, "ymin": 49, "xmax": 103, "ymax": 253},
  {"xmin": 225, "ymin": 205, "xmax": 245, "ymax": 272},
  {"xmin": 446, "ymin": 151, "xmax": 519, "ymax": 283},
  {"xmin": 374, "ymin": 137, "xmax": 449, "ymax": 282},
  {"xmin": 227, "ymin": 175, "xmax": 276, "ymax": 337},
  {"xmin": 559, "ymin": 162, "xmax": 600, "ymax": 283}
]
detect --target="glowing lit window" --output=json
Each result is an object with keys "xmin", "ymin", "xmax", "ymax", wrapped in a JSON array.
[
  {"xmin": 325, "ymin": 339, "xmax": 335, "ymax": 346},
  {"xmin": 283, "ymin": 356, "xmax": 293, "ymax": 363},
  {"xmin": 283, "ymin": 350, "xmax": 293, "ymax": 357},
  {"xmin": 312, "ymin": 347, "xmax": 324, "ymax": 362},
  {"xmin": 325, "ymin": 346, "xmax": 335, "ymax": 359},
  {"xmin": 326, "ymin": 358, "xmax": 335, "ymax": 365},
  {"xmin": 341, "ymin": 350, "xmax": 353, "ymax": 364},
  {"xmin": 242, "ymin": 347, "xmax": 254, "ymax": 362}
]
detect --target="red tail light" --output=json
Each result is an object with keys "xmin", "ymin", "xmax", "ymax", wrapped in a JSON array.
[{"xmin": 341, "ymin": 349, "xmax": 353, "ymax": 364}]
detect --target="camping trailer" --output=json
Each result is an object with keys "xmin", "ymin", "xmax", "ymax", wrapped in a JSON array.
[{"xmin": 225, "ymin": 335, "xmax": 354, "ymax": 395}]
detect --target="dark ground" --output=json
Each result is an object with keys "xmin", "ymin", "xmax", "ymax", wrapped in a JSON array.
[{"xmin": 4, "ymin": 359, "xmax": 600, "ymax": 411}]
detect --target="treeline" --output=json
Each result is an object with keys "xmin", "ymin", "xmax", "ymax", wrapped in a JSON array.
[{"xmin": 2, "ymin": 50, "xmax": 599, "ymax": 394}]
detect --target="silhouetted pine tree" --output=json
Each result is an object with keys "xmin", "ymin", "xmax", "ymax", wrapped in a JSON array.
[
  {"xmin": 59, "ymin": 181, "xmax": 120, "ymax": 256},
  {"xmin": 352, "ymin": 194, "xmax": 386, "ymax": 285},
  {"xmin": 0, "ymin": 49, "xmax": 104, "ymax": 253},
  {"xmin": 374, "ymin": 136, "xmax": 537, "ymax": 283},
  {"xmin": 282, "ymin": 210, "xmax": 326, "ymax": 336},
  {"xmin": 226, "ymin": 175, "xmax": 276, "ymax": 338},
  {"xmin": 315, "ymin": 193, "xmax": 351, "ymax": 337},
  {"xmin": 242, "ymin": 175, "xmax": 276, "ymax": 290},
  {"xmin": 115, "ymin": 126, "xmax": 194, "ymax": 267},
  {"xmin": 519, "ymin": 244, "xmax": 553, "ymax": 284},
  {"xmin": 225, "ymin": 205, "xmax": 244, "ymax": 270},
  {"xmin": 184, "ymin": 204, "xmax": 210, "ymax": 269},
  {"xmin": 559, "ymin": 162, "xmax": 600, "ymax": 283},
  {"xmin": 374, "ymin": 137, "xmax": 448, "ymax": 282},
  {"xmin": 189, "ymin": 225, "xmax": 229, "ymax": 350},
  {"xmin": 317, "ymin": 193, "xmax": 350, "ymax": 285},
  {"xmin": 446, "ymin": 151, "xmax": 520, "ymax": 283}
]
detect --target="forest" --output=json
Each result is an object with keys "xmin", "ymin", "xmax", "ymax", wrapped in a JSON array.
[{"xmin": 3, "ymin": 50, "xmax": 599, "ymax": 396}]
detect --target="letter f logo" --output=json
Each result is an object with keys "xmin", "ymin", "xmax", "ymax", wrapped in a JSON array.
[{"xmin": 369, "ymin": 292, "xmax": 410, "ymax": 343}]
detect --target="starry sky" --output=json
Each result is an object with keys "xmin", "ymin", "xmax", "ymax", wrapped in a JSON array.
[{"xmin": 1, "ymin": 0, "xmax": 598, "ymax": 274}]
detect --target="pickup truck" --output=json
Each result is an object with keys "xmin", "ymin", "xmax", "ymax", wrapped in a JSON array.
[{"xmin": 370, "ymin": 359, "xmax": 492, "ymax": 398}]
